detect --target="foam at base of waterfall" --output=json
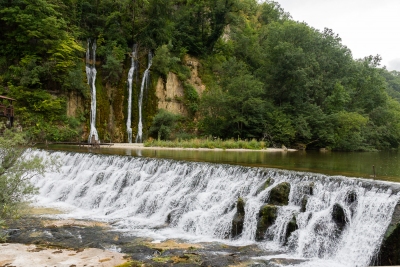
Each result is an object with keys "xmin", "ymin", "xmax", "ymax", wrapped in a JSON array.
[{"xmin": 29, "ymin": 150, "xmax": 400, "ymax": 267}]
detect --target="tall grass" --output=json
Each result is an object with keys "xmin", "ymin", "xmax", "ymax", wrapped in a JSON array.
[{"xmin": 144, "ymin": 138, "xmax": 268, "ymax": 150}]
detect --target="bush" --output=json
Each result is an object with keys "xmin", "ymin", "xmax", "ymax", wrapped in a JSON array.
[{"xmin": 0, "ymin": 126, "xmax": 54, "ymax": 240}]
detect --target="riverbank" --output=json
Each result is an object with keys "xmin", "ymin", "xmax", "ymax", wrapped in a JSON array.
[
  {"xmin": 2, "ymin": 213, "xmax": 288, "ymax": 267},
  {"xmin": 0, "ymin": 243, "xmax": 127, "ymax": 267},
  {"xmin": 105, "ymin": 143, "xmax": 298, "ymax": 152}
]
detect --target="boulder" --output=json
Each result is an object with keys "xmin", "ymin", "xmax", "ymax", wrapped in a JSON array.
[
  {"xmin": 256, "ymin": 204, "xmax": 277, "ymax": 241},
  {"xmin": 332, "ymin": 203, "xmax": 346, "ymax": 232},
  {"xmin": 300, "ymin": 196, "xmax": 308, "ymax": 212},
  {"xmin": 285, "ymin": 216, "xmax": 298, "ymax": 244},
  {"xmin": 376, "ymin": 203, "xmax": 400, "ymax": 265},
  {"xmin": 231, "ymin": 198, "xmax": 245, "ymax": 238},
  {"xmin": 268, "ymin": 182, "xmax": 290, "ymax": 206}
]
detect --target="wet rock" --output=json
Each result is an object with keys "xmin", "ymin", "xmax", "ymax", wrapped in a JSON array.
[
  {"xmin": 256, "ymin": 205, "xmax": 277, "ymax": 241},
  {"xmin": 285, "ymin": 216, "xmax": 298, "ymax": 244},
  {"xmin": 300, "ymin": 197, "xmax": 308, "ymax": 212},
  {"xmin": 301, "ymin": 182, "xmax": 314, "ymax": 196},
  {"xmin": 268, "ymin": 182, "xmax": 290, "ymax": 206},
  {"xmin": 345, "ymin": 191, "xmax": 357, "ymax": 204},
  {"xmin": 345, "ymin": 191, "xmax": 358, "ymax": 217},
  {"xmin": 166, "ymin": 209, "xmax": 180, "ymax": 224},
  {"xmin": 376, "ymin": 203, "xmax": 400, "ymax": 265},
  {"xmin": 332, "ymin": 203, "xmax": 346, "ymax": 232},
  {"xmin": 231, "ymin": 197, "xmax": 245, "ymax": 238},
  {"xmin": 256, "ymin": 178, "xmax": 273, "ymax": 195}
]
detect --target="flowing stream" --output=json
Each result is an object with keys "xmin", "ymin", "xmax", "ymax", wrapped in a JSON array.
[
  {"xmin": 31, "ymin": 150, "xmax": 400, "ymax": 267},
  {"xmin": 126, "ymin": 45, "xmax": 137, "ymax": 143},
  {"xmin": 85, "ymin": 39, "xmax": 99, "ymax": 143},
  {"xmin": 135, "ymin": 52, "xmax": 152, "ymax": 143}
]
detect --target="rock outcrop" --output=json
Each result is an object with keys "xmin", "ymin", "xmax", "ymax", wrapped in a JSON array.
[
  {"xmin": 155, "ymin": 56, "xmax": 205, "ymax": 116},
  {"xmin": 377, "ymin": 202, "xmax": 400, "ymax": 265}
]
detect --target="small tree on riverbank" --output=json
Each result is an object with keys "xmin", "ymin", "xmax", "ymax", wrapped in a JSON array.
[{"xmin": 0, "ymin": 126, "xmax": 50, "ymax": 241}]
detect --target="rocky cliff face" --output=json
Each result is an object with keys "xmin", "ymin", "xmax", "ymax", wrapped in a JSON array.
[
  {"xmin": 66, "ymin": 56, "xmax": 204, "ymax": 142},
  {"xmin": 155, "ymin": 55, "xmax": 205, "ymax": 116}
]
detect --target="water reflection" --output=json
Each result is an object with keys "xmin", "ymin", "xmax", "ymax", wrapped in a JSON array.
[{"xmin": 39, "ymin": 145, "xmax": 400, "ymax": 182}]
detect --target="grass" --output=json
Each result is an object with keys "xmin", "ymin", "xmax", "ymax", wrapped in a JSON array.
[{"xmin": 144, "ymin": 138, "xmax": 268, "ymax": 150}]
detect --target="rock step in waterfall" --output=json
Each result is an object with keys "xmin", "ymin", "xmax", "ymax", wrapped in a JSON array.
[{"xmin": 30, "ymin": 150, "xmax": 400, "ymax": 267}]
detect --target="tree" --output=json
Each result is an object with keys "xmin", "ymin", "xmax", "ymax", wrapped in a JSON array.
[
  {"xmin": 149, "ymin": 109, "xmax": 181, "ymax": 140},
  {"xmin": 0, "ymin": 126, "xmax": 51, "ymax": 241}
]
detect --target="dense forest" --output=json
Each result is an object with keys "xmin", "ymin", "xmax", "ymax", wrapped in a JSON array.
[{"xmin": 1, "ymin": 0, "xmax": 400, "ymax": 151}]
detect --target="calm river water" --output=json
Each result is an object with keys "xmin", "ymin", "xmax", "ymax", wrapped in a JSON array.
[{"xmin": 41, "ymin": 145, "xmax": 400, "ymax": 182}]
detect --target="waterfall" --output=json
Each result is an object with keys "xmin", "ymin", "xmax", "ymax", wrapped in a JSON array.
[
  {"xmin": 30, "ymin": 150, "xmax": 400, "ymax": 267},
  {"xmin": 85, "ymin": 39, "xmax": 99, "ymax": 143},
  {"xmin": 135, "ymin": 52, "xmax": 152, "ymax": 143},
  {"xmin": 126, "ymin": 45, "xmax": 137, "ymax": 143}
]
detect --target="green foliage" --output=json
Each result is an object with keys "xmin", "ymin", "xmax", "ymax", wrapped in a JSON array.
[
  {"xmin": 152, "ymin": 43, "xmax": 180, "ymax": 79},
  {"xmin": 149, "ymin": 109, "xmax": 181, "ymax": 140},
  {"xmin": 332, "ymin": 111, "xmax": 368, "ymax": 151},
  {"xmin": 0, "ymin": 127, "xmax": 53, "ymax": 240},
  {"xmin": 0, "ymin": 0, "xmax": 399, "ymax": 151},
  {"xmin": 144, "ymin": 138, "xmax": 268, "ymax": 150}
]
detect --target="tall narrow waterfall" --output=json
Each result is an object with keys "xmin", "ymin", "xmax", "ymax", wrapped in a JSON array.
[
  {"xmin": 135, "ymin": 52, "xmax": 152, "ymax": 143},
  {"xmin": 85, "ymin": 39, "xmax": 99, "ymax": 143},
  {"xmin": 31, "ymin": 150, "xmax": 400, "ymax": 267},
  {"xmin": 126, "ymin": 45, "xmax": 137, "ymax": 143}
]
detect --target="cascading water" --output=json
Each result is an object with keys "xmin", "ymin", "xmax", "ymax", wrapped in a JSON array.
[
  {"xmin": 135, "ymin": 52, "xmax": 152, "ymax": 143},
  {"xmin": 30, "ymin": 150, "xmax": 400, "ymax": 267},
  {"xmin": 85, "ymin": 39, "xmax": 99, "ymax": 143},
  {"xmin": 126, "ymin": 45, "xmax": 138, "ymax": 143}
]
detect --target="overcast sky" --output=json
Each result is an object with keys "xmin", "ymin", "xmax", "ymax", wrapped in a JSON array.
[{"xmin": 273, "ymin": 0, "xmax": 400, "ymax": 71}]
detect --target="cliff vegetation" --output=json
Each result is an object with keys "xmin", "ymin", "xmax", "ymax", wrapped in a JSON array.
[{"xmin": 1, "ymin": 0, "xmax": 400, "ymax": 150}]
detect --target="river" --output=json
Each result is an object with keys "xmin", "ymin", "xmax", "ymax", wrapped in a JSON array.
[{"xmin": 42, "ymin": 145, "xmax": 400, "ymax": 182}]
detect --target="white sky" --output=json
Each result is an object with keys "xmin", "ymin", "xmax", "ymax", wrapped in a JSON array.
[{"xmin": 274, "ymin": 0, "xmax": 400, "ymax": 71}]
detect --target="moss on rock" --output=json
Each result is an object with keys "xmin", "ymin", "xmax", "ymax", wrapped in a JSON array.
[
  {"xmin": 256, "ymin": 178, "xmax": 273, "ymax": 195},
  {"xmin": 285, "ymin": 216, "xmax": 298, "ymax": 244},
  {"xmin": 231, "ymin": 197, "xmax": 246, "ymax": 238},
  {"xmin": 256, "ymin": 204, "xmax": 277, "ymax": 241},
  {"xmin": 268, "ymin": 182, "xmax": 290, "ymax": 206},
  {"xmin": 300, "ymin": 197, "xmax": 308, "ymax": 213}
]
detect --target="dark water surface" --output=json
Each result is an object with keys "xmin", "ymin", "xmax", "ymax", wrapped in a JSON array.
[{"xmin": 40, "ymin": 145, "xmax": 400, "ymax": 182}]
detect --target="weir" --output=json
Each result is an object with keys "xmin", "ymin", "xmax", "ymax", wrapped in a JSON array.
[
  {"xmin": 135, "ymin": 52, "xmax": 152, "ymax": 143},
  {"xmin": 30, "ymin": 150, "xmax": 400, "ymax": 267}
]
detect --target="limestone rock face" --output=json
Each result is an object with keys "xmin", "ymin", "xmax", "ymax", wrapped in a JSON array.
[
  {"xmin": 67, "ymin": 91, "xmax": 84, "ymax": 118},
  {"xmin": 156, "ymin": 72, "xmax": 187, "ymax": 115},
  {"xmin": 184, "ymin": 55, "xmax": 205, "ymax": 95},
  {"xmin": 156, "ymin": 56, "xmax": 205, "ymax": 116}
]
